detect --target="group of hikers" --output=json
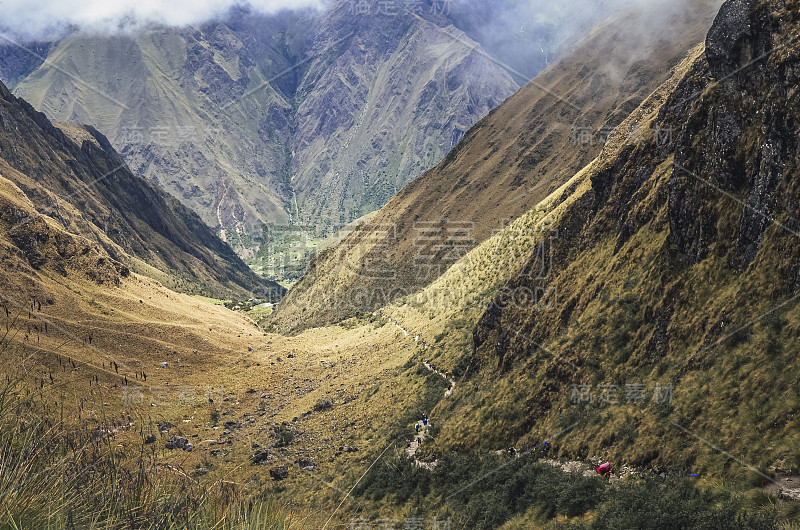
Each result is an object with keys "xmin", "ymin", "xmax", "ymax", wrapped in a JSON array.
[
  {"xmin": 410, "ymin": 412, "xmax": 429, "ymax": 449},
  {"xmin": 425, "ymin": 361, "xmax": 449, "ymax": 379}
]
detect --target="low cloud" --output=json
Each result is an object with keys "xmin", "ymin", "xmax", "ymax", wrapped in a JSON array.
[
  {"xmin": 0, "ymin": 0, "xmax": 324, "ymax": 41},
  {"xmin": 450, "ymin": 0, "xmax": 715, "ymax": 79}
]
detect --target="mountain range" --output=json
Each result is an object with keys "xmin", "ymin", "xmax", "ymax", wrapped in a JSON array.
[
  {"xmin": 0, "ymin": 1, "xmax": 522, "ymax": 251},
  {"xmin": 1, "ymin": 0, "xmax": 800, "ymax": 526},
  {"xmin": 0, "ymin": 0, "xmax": 649, "ymax": 262}
]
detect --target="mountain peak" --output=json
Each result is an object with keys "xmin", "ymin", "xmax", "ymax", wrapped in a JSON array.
[{"xmin": 706, "ymin": 0, "xmax": 758, "ymax": 79}]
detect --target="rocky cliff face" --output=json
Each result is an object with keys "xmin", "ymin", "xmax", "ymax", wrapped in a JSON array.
[
  {"xmin": 466, "ymin": 0, "xmax": 800, "ymax": 467},
  {"xmin": 0, "ymin": 80, "xmax": 283, "ymax": 299}
]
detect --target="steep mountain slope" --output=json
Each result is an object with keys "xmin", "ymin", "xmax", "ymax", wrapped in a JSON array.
[
  {"xmin": 0, "ymin": 80, "xmax": 283, "ymax": 299},
  {"xmin": 407, "ymin": 0, "xmax": 800, "ymax": 474},
  {"xmin": 4, "ymin": 1, "xmax": 518, "ymax": 246},
  {"xmin": 272, "ymin": 0, "xmax": 724, "ymax": 330},
  {"xmin": 289, "ymin": 4, "xmax": 518, "ymax": 229}
]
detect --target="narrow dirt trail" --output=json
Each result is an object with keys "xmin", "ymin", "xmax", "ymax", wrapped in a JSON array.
[
  {"xmin": 405, "ymin": 419, "xmax": 436, "ymax": 469},
  {"xmin": 373, "ymin": 310, "xmax": 454, "ymax": 399},
  {"xmin": 763, "ymin": 471, "xmax": 800, "ymax": 501},
  {"xmin": 423, "ymin": 362, "xmax": 455, "ymax": 398}
]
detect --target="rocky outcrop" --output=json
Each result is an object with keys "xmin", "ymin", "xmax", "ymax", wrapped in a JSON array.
[
  {"xmin": 705, "ymin": 0, "xmax": 757, "ymax": 79},
  {"xmin": 269, "ymin": 465, "xmax": 289, "ymax": 480}
]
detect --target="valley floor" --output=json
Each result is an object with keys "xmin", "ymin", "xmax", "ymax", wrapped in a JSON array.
[{"xmin": 3, "ymin": 268, "xmax": 800, "ymax": 527}]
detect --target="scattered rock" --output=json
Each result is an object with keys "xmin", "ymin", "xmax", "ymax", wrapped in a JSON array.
[
  {"xmin": 314, "ymin": 398, "xmax": 333, "ymax": 412},
  {"xmin": 210, "ymin": 449, "xmax": 229, "ymax": 457},
  {"xmin": 270, "ymin": 465, "xmax": 289, "ymax": 480},
  {"xmin": 246, "ymin": 388, "xmax": 256, "ymax": 394},
  {"xmin": 166, "ymin": 436, "xmax": 189, "ymax": 450},
  {"xmin": 144, "ymin": 434, "xmax": 157, "ymax": 444},
  {"xmin": 338, "ymin": 445, "xmax": 359, "ymax": 454},
  {"xmin": 185, "ymin": 443, "xmax": 194, "ymax": 452},
  {"xmin": 193, "ymin": 468, "xmax": 209, "ymax": 476},
  {"xmin": 223, "ymin": 421, "xmax": 241, "ymax": 430},
  {"xmin": 295, "ymin": 458, "xmax": 316, "ymax": 471},
  {"xmin": 158, "ymin": 422, "xmax": 173, "ymax": 433},
  {"xmin": 160, "ymin": 362, "xmax": 168, "ymax": 368},
  {"xmin": 252, "ymin": 450, "xmax": 271, "ymax": 465}
]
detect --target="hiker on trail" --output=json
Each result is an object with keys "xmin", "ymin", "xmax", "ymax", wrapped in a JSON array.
[
  {"xmin": 542, "ymin": 439, "xmax": 551, "ymax": 456},
  {"xmin": 415, "ymin": 423, "xmax": 420, "ymax": 434},
  {"xmin": 597, "ymin": 462, "xmax": 612, "ymax": 477},
  {"xmin": 422, "ymin": 413, "xmax": 428, "ymax": 427}
]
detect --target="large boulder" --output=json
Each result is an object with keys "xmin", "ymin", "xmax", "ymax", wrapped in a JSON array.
[
  {"xmin": 313, "ymin": 398, "xmax": 333, "ymax": 412},
  {"xmin": 158, "ymin": 421, "xmax": 173, "ymax": 433},
  {"xmin": 251, "ymin": 450, "xmax": 271, "ymax": 465}
]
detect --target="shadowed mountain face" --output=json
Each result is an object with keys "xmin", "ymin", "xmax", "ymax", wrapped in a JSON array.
[
  {"xmin": 271, "ymin": 0, "xmax": 725, "ymax": 330},
  {"xmin": 1, "ymin": 0, "xmax": 524, "ymax": 250},
  {"xmin": 0, "ymin": 80, "xmax": 283, "ymax": 299}
]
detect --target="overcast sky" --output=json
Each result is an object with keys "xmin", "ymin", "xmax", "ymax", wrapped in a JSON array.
[
  {"xmin": 0, "ymin": 0, "xmax": 324, "ymax": 40},
  {"xmin": 0, "ymin": 0, "xmax": 708, "ymax": 46}
]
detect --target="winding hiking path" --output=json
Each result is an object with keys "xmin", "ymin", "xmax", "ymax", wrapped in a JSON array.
[
  {"xmin": 374, "ymin": 310, "xmax": 455, "ymax": 399},
  {"xmin": 373, "ymin": 310, "xmax": 800, "ymax": 501}
]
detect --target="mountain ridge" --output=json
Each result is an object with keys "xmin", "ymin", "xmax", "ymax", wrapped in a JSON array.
[
  {"xmin": 0, "ymin": 79, "xmax": 282, "ymax": 299},
  {"xmin": 4, "ymin": 2, "xmax": 521, "ymax": 250}
]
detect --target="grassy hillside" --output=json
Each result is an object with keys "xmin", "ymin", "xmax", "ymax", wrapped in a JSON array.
[
  {"xmin": 3, "ymin": 0, "xmax": 800, "ymax": 527},
  {"xmin": 0, "ymin": 165, "xmax": 319, "ymax": 526}
]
